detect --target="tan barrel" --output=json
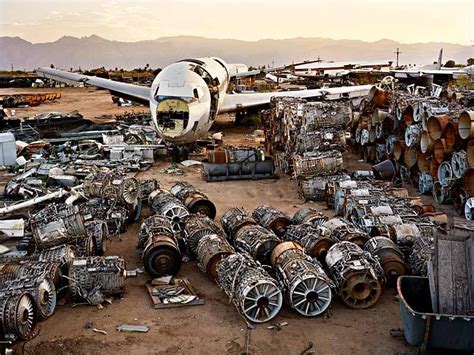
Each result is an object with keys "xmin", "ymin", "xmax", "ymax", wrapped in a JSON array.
[
  {"xmin": 393, "ymin": 141, "xmax": 406, "ymax": 161},
  {"xmin": 429, "ymin": 159, "xmax": 440, "ymax": 180},
  {"xmin": 427, "ymin": 115, "xmax": 451, "ymax": 141},
  {"xmin": 403, "ymin": 147, "xmax": 418, "ymax": 168},
  {"xmin": 459, "ymin": 111, "xmax": 474, "ymax": 140},
  {"xmin": 417, "ymin": 152, "xmax": 430, "ymax": 172},
  {"xmin": 420, "ymin": 130, "xmax": 434, "ymax": 154},
  {"xmin": 467, "ymin": 140, "xmax": 474, "ymax": 168}
]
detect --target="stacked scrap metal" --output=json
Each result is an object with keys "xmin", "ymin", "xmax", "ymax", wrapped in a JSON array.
[
  {"xmin": 352, "ymin": 81, "xmax": 474, "ymax": 221},
  {"xmin": 262, "ymin": 98, "xmax": 351, "ymax": 201}
]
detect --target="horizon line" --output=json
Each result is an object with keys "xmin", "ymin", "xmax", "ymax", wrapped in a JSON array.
[{"xmin": 1, "ymin": 34, "xmax": 471, "ymax": 47}]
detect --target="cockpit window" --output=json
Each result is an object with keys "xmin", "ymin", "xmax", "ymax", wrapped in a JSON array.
[
  {"xmin": 193, "ymin": 89, "xmax": 199, "ymax": 99},
  {"xmin": 155, "ymin": 95, "xmax": 196, "ymax": 103}
]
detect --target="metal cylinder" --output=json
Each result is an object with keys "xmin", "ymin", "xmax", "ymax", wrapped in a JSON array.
[
  {"xmin": 195, "ymin": 234, "xmax": 234, "ymax": 281},
  {"xmin": 416, "ymin": 152, "xmax": 430, "ymax": 173},
  {"xmin": 438, "ymin": 161, "xmax": 454, "ymax": 187},
  {"xmin": 403, "ymin": 146, "xmax": 418, "ymax": 168},
  {"xmin": 29, "ymin": 203, "xmax": 88, "ymax": 250},
  {"xmin": 427, "ymin": 115, "xmax": 451, "ymax": 141},
  {"xmin": 68, "ymin": 256, "xmax": 126, "ymax": 304},
  {"xmin": 291, "ymin": 207, "xmax": 328, "ymax": 227},
  {"xmin": 183, "ymin": 214, "xmax": 225, "ymax": 256},
  {"xmin": 221, "ymin": 207, "xmax": 256, "ymax": 239},
  {"xmin": 83, "ymin": 169, "xmax": 140, "ymax": 206},
  {"xmin": 419, "ymin": 172, "xmax": 434, "ymax": 195},
  {"xmin": 367, "ymin": 86, "xmax": 390, "ymax": 107},
  {"xmin": 465, "ymin": 197, "xmax": 474, "ymax": 220},
  {"xmin": 85, "ymin": 220, "xmax": 108, "ymax": 256},
  {"xmin": 325, "ymin": 241, "xmax": 383, "ymax": 309},
  {"xmin": 233, "ymin": 224, "xmax": 281, "ymax": 265},
  {"xmin": 148, "ymin": 189, "xmax": 189, "ymax": 232},
  {"xmin": 458, "ymin": 110, "xmax": 474, "ymax": 140},
  {"xmin": 363, "ymin": 237, "xmax": 407, "ymax": 283},
  {"xmin": 170, "ymin": 181, "xmax": 216, "ymax": 219},
  {"xmin": 0, "ymin": 276, "xmax": 56, "ymax": 320},
  {"xmin": 403, "ymin": 104, "xmax": 414, "ymax": 125},
  {"xmin": 139, "ymin": 215, "xmax": 181, "ymax": 278},
  {"xmin": 433, "ymin": 181, "xmax": 453, "ymax": 204},
  {"xmin": 405, "ymin": 123, "xmax": 422, "ymax": 147},
  {"xmin": 372, "ymin": 159, "xmax": 396, "ymax": 180},
  {"xmin": 271, "ymin": 242, "xmax": 332, "ymax": 316},
  {"xmin": 0, "ymin": 292, "xmax": 36, "ymax": 341},
  {"xmin": 429, "ymin": 159, "xmax": 440, "ymax": 180},
  {"xmin": 252, "ymin": 205, "xmax": 291, "ymax": 237},
  {"xmin": 140, "ymin": 178, "xmax": 159, "ymax": 201},
  {"xmin": 451, "ymin": 150, "xmax": 467, "ymax": 179},
  {"xmin": 444, "ymin": 121, "xmax": 459, "ymax": 150},
  {"xmin": 215, "ymin": 253, "xmax": 283, "ymax": 323},
  {"xmin": 408, "ymin": 237, "xmax": 434, "ymax": 276},
  {"xmin": 420, "ymin": 130, "xmax": 434, "ymax": 154},
  {"xmin": 393, "ymin": 140, "xmax": 406, "ymax": 161},
  {"xmin": 463, "ymin": 168, "xmax": 474, "ymax": 196},
  {"xmin": 0, "ymin": 260, "xmax": 62, "ymax": 288},
  {"xmin": 434, "ymin": 138, "xmax": 452, "ymax": 163},
  {"xmin": 284, "ymin": 224, "xmax": 333, "ymax": 259},
  {"xmin": 322, "ymin": 218, "xmax": 370, "ymax": 246},
  {"xmin": 467, "ymin": 140, "xmax": 474, "ymax": 168}
]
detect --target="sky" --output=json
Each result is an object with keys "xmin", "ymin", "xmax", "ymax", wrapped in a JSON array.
[{"xmin": 0, "ymin": 0, "xmax": 472, "ymax": 45}]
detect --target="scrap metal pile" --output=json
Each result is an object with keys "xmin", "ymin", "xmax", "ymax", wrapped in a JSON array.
[
  {"xmin": 0, "ymin": 92, "xmax": 61, "ymax": 108},
  {"xmin": 262, "ymin": 98, "xmax": 351, "ymax": 201},
  {"xmin": 351, "ymin": 80, "xmax": 474, "ymax": 221},
  {"xmin": 0, "ymin": 168, "xmax": 148, "ymax": 343}
]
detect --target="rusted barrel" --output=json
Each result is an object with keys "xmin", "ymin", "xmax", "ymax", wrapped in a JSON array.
[
  {"xmin": 368, "ymin": 86, "xmax": 390, "ymax": 107},
  {"xmin": 403, "ymin": 147, "xmax": 418, "ymax": 168},
  {"xmin": 467, "ymin": 140, "xmax": 474, "ymax": 168},
  {"xmin": 433, "ymin": 139, "xmax": 452, "ymax": 163},
  {"xmin": 207, "ymin": 150, "xmax": 231, "ymax": 163},
  {"xmin": 444, "ymin": 121, "xmax": 460, "ymax": 149},
  {"xmin": 427, "ymin": 115, "xmax": 451, "ymax": 141},
  {"xmin": 464, "ymin": 169, "xmax": 474, "ymax": 196},
  {"xmin": 417, "ymin": 152, "xmax": 430, "ymax": 172},
  {"xmin": 393, "ymin": 141, "xmax": 406, "ymax": 161},
  {"xmin": 429, "ymin": 159, "xmax": 440, "ymax": 180},
  {"xmin": 420, "ymin": 130, "xmax": 434, "ymax": 154},
  {"xmin": 459, "ymin": 111, "xmax": 474, "ymax": 140}
]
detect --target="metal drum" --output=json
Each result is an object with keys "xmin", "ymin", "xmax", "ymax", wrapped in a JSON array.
[
  {"xmin": 216, "ymin": 253, "xmax": 283, "ymax": 323},
  {"xmin": 322, "ymin": 218, "xmax": 370, "ymax": 246},
  {"xmin": 233, "ymin": 225, "xmax": 281, "ymax": 265},
  {"xmin": 252, "ymin": 205, "xmax": 291, "ymax": 237},
  {"xmin": 170, "ymin": 181, "xmax": 216, "ymax": 219},
  {"xmin": 148, "ymin": 189, "xmax": 189, "ymax": 232},
  {"xmin": 325, "ymin": 241, "xmax": 383, "ymax": 309},
  {"xmin": 221, "ymin": 207, "xmax": 256, "ymax": 239},
  {"xmin": 284, "ymin": 224, "xmax": 333, "ymax": 260},
  {"xmin": 138, "ymin": 215, "xmax": 181, "ymax": 278},
  {"xmin": 363, "ymin": 236, "xmax": 407, "ymax": 283},
  {"xmin": 271, "ymin": 242, "xmax": 333, "ymax": 316},
  {"xmin": 195, "ymin": 234, "xmax": 234, "ymax": 281},
  {"xmin": 292, "ymin": 207, "xmax": 328, "ymax": 227},
  {"xmin": 183, "ymin": 214, "xmax": 225, "ymax": 256},
  {"xmin": 0, "ymin": 292, "xmax": 36, "ymax": 341}
]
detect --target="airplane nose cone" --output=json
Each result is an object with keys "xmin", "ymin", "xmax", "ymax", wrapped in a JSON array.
[{"xmin": 155, "ymin": 98, "xmax": 190, "ymax": 138}]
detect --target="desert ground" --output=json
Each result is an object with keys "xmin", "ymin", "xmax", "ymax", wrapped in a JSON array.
[{"xmin": 0, "ymin": 87, "xmax": 415, "ymax": 354}]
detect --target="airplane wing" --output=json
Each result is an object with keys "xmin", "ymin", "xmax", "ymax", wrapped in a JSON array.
[
  {"xmin": 219, "ymin": 85, "xmax": 372, "ymax": 113},
  {"xmin": 35, "ymin": 67, "xmax": 151, "ymax": 105}
]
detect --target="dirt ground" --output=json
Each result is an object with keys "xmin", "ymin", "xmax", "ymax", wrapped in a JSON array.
[{"xmin": 1, "ymin": 88, "xmax": 414, "ymax": 354}]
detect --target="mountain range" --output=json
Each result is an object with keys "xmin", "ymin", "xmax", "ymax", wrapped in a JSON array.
[{"xmin": 0, "ymin": 35, "xmax": 472, "ymax": 71}]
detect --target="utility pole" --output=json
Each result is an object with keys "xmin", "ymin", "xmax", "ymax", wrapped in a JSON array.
[{"xmin": 394, "ymin": 48, "xmax": 402, "ymax": 67}]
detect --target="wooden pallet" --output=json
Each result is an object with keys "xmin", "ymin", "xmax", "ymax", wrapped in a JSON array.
[{"xmin": 145, "ymin": 278, "xmax": 204, "ymax": 309}]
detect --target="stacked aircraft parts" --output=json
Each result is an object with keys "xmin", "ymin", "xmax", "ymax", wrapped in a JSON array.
[
  {"xmin": 137, "ymin": 215, "xmax": 181, "ymax": 278},
  {"xmin": 262, "ymin": 98, "xmax": 351, "ymax": 201},
  {"xmin": 351, "ymin": 82, "xmax": 474, "ymax": 221}
]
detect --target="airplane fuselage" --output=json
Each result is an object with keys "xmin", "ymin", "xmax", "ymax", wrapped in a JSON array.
[{"xmin": 149, "ymin": 57, "xmax": 230, "ymax": 144}]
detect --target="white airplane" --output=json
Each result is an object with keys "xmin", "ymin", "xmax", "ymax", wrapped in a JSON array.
[
  {"xmin": 391, "ymin": 49, "xmax": 474, "ymax": 79},
  {"xmin": 37, "ymin": 57, "xmax": 371, "ymax": 144}
]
